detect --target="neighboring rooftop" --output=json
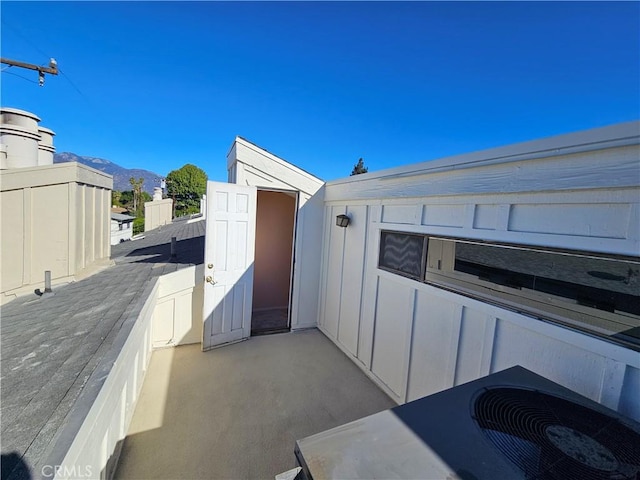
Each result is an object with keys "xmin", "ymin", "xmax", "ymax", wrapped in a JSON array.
[
  {"xmin": 0, "ymin": 219, "xmax": 205, "ymax": 480},
  {"xmin": 111, "ymin": 213, "xmax": 136, "ymax": 222}
]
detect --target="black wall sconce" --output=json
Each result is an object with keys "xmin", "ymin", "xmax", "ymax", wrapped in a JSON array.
[{"xmin": 336, "ymin": 214, "xmax": 350, "ymax": 228}]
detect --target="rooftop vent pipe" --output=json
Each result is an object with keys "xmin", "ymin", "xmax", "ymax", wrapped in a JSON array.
[
  {"xmin": 37, "ymin": 126, "xmax": 56, "ymax": 166},
  {"xmin": 0, "ymin": 107, "xmax": 41, "ymax": 169}
]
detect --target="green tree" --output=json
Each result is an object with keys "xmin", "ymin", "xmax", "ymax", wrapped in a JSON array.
[
  {"xmin": 129, "ymin": 177, "xmax": 144, "ymax": 217},
  {"xmin": 166, "ymin": 164, "xmax": 207, "ymax": 216},
  {"xmin": 119, "ymin": 190, "xmax": 152, "ymax": 217},
  {"xmin": 133, "ymin": 217, "xmax": 145, "ymax": 236},
  {"xmin": 350, "ymin": 158, "xmax": 368, "ymax": 176},
  {"xmin": 111, "ymin": 190, "xmax": 122, "ymax": 207},
  {"xmin": 120, "ymin": 190, "xmax": 134, "ymax": 210}
]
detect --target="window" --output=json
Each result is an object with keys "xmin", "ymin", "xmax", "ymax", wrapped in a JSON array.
[
  {"xmin": 378, "ymin": 231, "xmax": 640, "ymax": 350},
  {"xmin": 426, "ymin": 238, "xmax": 640, "ymax": 350},
  {"xmin": 378, "ymin": 231, "xmax": 427, "ymax": 280},
  {"xmin": 453, "ymin": 242, "xmax": 638, "ymax": 316}
]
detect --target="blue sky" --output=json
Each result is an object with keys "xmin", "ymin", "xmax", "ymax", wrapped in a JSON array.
[{"xmin": 2, "ymin": 1, "xmax": 638, "ymax": 183}]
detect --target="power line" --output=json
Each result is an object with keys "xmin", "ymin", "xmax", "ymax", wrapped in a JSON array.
[
  {"xmin": 3, "ymin": 70, "xmax": 40, "ymax": 84},
  {"xmin": 58, "ymin": 68, "xmax": 85, "ymax": 96},
  {"xmin": 1, "ymin": 19, "xmax": 52, "ymax": 60},
  {"xmin": 1, "ymin": 20, "xmax": 58, "ymax": 86},
  {"xmin": 1, "ymin": 57, "xmax": 58, "ymax": 86},
  {"xmin": 2, "ymin": 19, "xmax": 83, "ymax": 95},
  {"xmin": 1, "ymin": 18, "xmax": 155, "ymax": 176},
  {"xmin": 3, "ymin": 19, "xmax": 89, "ymax": 98}
]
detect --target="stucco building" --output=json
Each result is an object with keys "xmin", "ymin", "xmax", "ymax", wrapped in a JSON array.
[{"xmin": 0, "ymin": 108, "xmax": 112, "ymax": 304}]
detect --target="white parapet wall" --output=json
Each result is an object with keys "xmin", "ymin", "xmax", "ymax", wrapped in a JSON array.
[
  {"xmin": 0, "ymin": 162, "xmax": 113, "ymax": 303},
  {"xmin": 317, "ymin": 122, "xmax": 640, "ymax": 421},
  {"xmin": 144, "ymin": 198, "xmax": 173, "ymax": 232},
  {"xmin": 152, "ymin": 264, "xmax": 204, "ymax": 348},
  {"xmin": 43, "ymin": 261, "xmax": 204, "ymax": 479},
  {"xmin": 44, "ymin": 279, "xmax": 159, "ymax": 480}
]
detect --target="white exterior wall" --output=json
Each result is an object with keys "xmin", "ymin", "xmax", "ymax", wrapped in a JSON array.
[
  {"xmin": 110, "ymin": 220, "xmax": 133, "ymax": 245},
  {"xmin": 227, "ymin": 137, "xmax": 325, "ymax": 330},
  {"xmin": 318, "ymin": 122, "xmax": 640, "ymax": 421}
]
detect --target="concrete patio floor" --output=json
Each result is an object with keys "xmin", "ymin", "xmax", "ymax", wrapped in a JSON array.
[{"xmin": 115, "ymin": 329, "xmax": 396, "ymax": 480}]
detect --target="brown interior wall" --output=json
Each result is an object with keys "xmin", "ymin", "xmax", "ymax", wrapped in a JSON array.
[{"xmin": 253, "ymin": 191, "xmax": 296, "ymax": 310}]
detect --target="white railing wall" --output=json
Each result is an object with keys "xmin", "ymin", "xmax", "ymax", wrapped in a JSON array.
[
  {"xmin": 153, "ymin": 264, "xmax": 204, "ymax": 348},
  {"xmin": 144, "ymin": 198, "xmax": 173, "ymax": 232},
  {"xmin": 49, "ymin": 263, "xmax": 204, "ymax": 479},
  {"xmin": 48, "ymin": 280, "xmax": 158, "ymax": 480}
]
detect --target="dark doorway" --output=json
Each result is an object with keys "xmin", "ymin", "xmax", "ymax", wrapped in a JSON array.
[{"xmin": 251, "ymin": 190, "xmax": 297, "ymax": 335}]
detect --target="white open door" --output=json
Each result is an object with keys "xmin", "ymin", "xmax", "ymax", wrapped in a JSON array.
[{"xmin": 202, "ymin": 181, "xmax": 257, "ymax": 350}]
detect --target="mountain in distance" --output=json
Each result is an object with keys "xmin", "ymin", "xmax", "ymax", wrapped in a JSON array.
[{"xmin": 54, "ymin": 152, "xmax": 162, "ymax": 195}]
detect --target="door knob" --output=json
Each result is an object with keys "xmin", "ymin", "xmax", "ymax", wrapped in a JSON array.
[
  {"xmin": 205, "ymin": 276, "xmax": 217, "ymax": 285},
  {"xmin": 207, "ymin": 264, "xmax": 214, "ymax": 269}
]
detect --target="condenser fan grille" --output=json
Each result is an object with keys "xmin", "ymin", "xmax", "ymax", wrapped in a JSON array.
[{"xmin": 473, "ymin": 388, "xmax": 640, "ymax": 480}]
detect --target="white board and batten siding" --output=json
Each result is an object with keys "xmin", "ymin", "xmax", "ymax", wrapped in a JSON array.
[
  {"xmin": 317, "ymin": 121, "xmax": 640, "ymax": 421},
  {"xmin": 227, "ymin": 137, "xmax": 325, "ymax": 330}
]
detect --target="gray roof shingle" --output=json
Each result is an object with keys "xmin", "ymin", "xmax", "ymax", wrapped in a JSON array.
[
  {"xmin": 1, "ymin": 218, "xmax": 205, "ymax": 480},
  {"xmin": 111, "ymin": 213, "xmax": 136, "ymax": 222}
]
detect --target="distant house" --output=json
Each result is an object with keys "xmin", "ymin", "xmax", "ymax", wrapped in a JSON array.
[
  {"xmin": 111, "ymin": 206, "xmax": 129, "ymax": 215},
  {"xmin": 110, "ymin": 213, "xmax": 136, "ymax": 244}
]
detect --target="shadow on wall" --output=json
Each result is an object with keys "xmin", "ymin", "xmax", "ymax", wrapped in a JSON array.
[{"xmin": 2, "ymin": 452, "xmax": 32, "ymax": 480}]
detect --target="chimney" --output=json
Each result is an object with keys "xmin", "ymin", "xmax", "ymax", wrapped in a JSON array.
[
  {"xmin": 0, "ymin": 108, "xmax": 42, "ymax": 169},
  {"xmin": 37, "ymin": 126, "xmax": 56, "ymax": 166}
]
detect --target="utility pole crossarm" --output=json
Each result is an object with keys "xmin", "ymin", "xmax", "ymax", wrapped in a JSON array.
[{"xmin": 1, "ymin": 57, "xmax": 58, "ymax": 75}]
